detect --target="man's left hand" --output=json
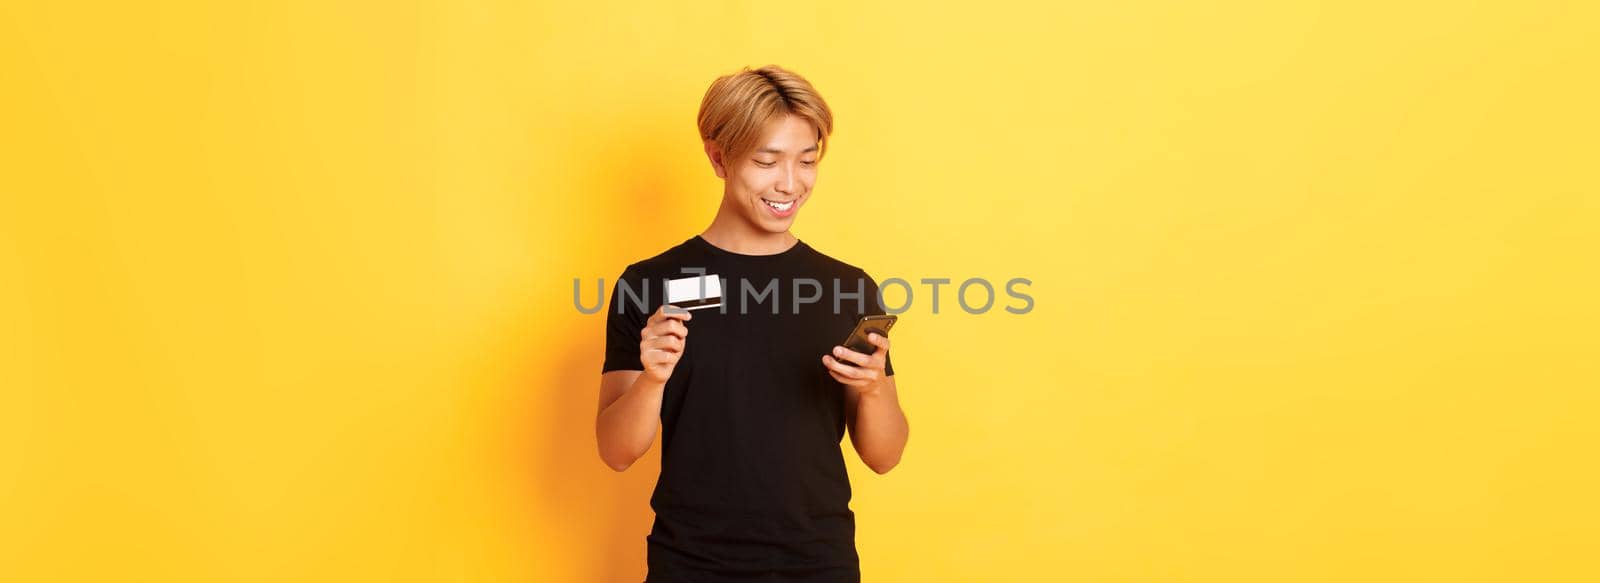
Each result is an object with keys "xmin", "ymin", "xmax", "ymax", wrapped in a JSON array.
[{"xmin": 822, "ymin": 332, "xmax": 890, "ymax": 395}]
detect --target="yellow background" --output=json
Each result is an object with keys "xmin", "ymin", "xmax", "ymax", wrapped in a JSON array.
[{"xmin": 3, "ymin": 1, "xmax": 1597, "ymax": 581}]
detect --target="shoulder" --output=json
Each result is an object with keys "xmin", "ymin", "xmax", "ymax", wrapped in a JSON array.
[
  {"xmin": 800, "ymin": 241, "xmax": 873, "ymax": 281},
  {"xmin": 617, "ymin": 237, "xmax": 703, "ymax": 280}
]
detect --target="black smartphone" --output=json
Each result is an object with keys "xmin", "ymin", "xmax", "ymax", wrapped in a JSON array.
[{"xmin": 841, "ymin": 314, "xmax": 898, "ymax": 359}]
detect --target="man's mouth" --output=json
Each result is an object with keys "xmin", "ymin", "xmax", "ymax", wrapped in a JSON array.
[{"xmin": 761, "ymin": 198, "xmax": 795, "ymax": 212}]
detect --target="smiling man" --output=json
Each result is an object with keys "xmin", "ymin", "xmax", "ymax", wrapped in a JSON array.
[{"xmin": 595, "ymin": 65, "xmax": 911, "ymax": 583}]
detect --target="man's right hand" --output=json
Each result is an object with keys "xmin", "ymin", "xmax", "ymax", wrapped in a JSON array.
[{"xmin": 640, "ymin": 304, "xmax": 692, "ymax": 384}]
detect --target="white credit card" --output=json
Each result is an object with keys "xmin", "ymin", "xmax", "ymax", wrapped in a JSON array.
[{"xmin": 665, "ymin": 274, "xmax": 723, "ymax": 311}]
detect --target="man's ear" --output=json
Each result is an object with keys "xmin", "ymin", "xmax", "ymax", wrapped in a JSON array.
[{"xmin": 703, "ymin": 139, "xmax": 727, "ymax": 180}]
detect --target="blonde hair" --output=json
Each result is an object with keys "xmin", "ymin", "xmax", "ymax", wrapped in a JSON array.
[{"xmin": 697, "ymin": 65, "xmax": 834, "ymax": 162}]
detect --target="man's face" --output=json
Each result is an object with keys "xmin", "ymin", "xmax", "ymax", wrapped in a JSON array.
[{"xmin": 717, "ymin": 114, "xmax": 819, "ymax": 233}]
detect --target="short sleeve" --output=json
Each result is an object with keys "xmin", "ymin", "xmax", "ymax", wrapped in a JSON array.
[
  {"xmin": 860, "ymin": 271, "xmax": 896, "ymax": 377},
  {"xmin": 602, "ymin": 266, "xmax": 649, "ymax": 373}
]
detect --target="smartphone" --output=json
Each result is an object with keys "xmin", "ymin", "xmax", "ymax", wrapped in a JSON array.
[{"xmin": 841, "ymin": 314, "xmax": 898, "ymax": 359}]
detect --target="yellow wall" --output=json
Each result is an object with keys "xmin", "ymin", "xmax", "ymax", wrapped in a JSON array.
[{"xmin": 3, "ymin": 1, "xmax": 1596, "ymax": 581}]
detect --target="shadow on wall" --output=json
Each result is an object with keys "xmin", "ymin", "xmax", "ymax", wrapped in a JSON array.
[{"xmin": 518, "ymin": 116, "xmax": 705, "ymax": 582}]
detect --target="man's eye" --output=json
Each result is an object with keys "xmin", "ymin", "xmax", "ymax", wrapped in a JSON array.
[
  {"xmin": 754, "ymin": 160, "xmax": 776, "ymax": 167},
  {"xmin": 801, "ymin": 160, "xmax": 817, "ymax": 166}
]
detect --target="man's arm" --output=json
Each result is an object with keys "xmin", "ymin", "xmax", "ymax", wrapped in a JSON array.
[
  {"xmin": 596, "ymin": 370, "xmax": 665, "ymax": 472},
  {"xmin": 596, "ymin": 305, "xmax": 691, "ymax": 472},
  {"xmin": 843, "ymin": 375, "xmax": 909, "ymax": 474},
  {"xmin": 825, "ymin": 332, "xmax": 909, "ymax": 474}
]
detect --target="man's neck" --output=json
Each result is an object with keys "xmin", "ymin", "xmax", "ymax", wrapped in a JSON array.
[{"xmin": 700, "ymin": 207, "xmax": 797, "ymax": 256}]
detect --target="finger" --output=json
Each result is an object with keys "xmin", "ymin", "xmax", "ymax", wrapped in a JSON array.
[
  {"xmin": 822, "ymin": 355, "xmax": 868, "ymax": 379},
  {"xmin": 866, "ymin": 332, "xmax": 889, "ymax": 354},
  {"xmin": 660, "ymin": 304, "xmax": 693, "ymax": 320},
  {"xmin": 645, "ymin": 336, "xmax": 683, "ymax": 353},
  {"xmin": 827, "ymin": 369, "xmax": 866, "ymax": 386},
  {"xmin": 645, "ymin": 321, "xmax": 688, "ymax": 341},
  {"xmin": 866, "ymin": 334, "xmax": 889, "ymax": 367},
  {"xmin": 830, "ymin": 345, "xmax": 872, "ymax": 367},
  {"xmin": 825, "ymin": 361, "xmax": 872, "ymax": 386},
  {"xmin": 645, "ymin": 344, "xmax": 682, "ymax": 359},
  {"xmin": 650, "ymin": 305, "xmax": 693, "ymax": 324}
]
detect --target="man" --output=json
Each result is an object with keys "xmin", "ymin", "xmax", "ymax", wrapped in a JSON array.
[{"xmin": 595, "ymin": 65, "xmax": 911, "ymax": 582}]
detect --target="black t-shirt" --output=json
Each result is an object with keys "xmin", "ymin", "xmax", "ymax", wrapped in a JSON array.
[{"xmin": 603, "ymin": 235, "xmax": 894, "ymax": 583}]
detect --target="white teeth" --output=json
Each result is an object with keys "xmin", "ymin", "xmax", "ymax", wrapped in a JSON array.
[{"xmin": 763, "ymin": 199, "xmax": 794, "ymax": 211}]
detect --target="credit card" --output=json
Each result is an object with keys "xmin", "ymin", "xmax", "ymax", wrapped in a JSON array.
[{"xmin": 665, "ymin": 274, "xmax": 723, "ymax": 311}]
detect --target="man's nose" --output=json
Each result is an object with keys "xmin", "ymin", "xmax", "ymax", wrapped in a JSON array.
[{"xmin": 775, "ymin": 166, "xmax": 796, "ymax": 195}]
